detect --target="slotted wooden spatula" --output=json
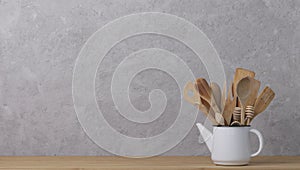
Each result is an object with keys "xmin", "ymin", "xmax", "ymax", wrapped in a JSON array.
[
  {"xmin": 183, "ymin": 81, "xmax": 201, "ymax": 106},
  {"xmin": 183, "ymin": 81, "xmax": 218, "ymax": 125},
  {"xmin": 252, "ymin": 86, "xmax": 275, "ymax": 122}
]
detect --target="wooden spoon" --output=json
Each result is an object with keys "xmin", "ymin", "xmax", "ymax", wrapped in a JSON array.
[
  {"xmin": 236, "ymin": 77, "xmax": 261, "ymax": 125},
  {"xmin": 252, "ymin": 86, "xmax": 275, "ymax": 122},
  {"xmin": 233, "ymin": 68, "xmax": 256, "ymax": 106},
  {"xmin": 196, "ymin": 78, "xmax": 224, "ymax": 125}
]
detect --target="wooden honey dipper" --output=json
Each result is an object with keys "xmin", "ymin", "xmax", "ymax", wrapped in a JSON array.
[
  {"xmin": 245, "ymin": 105, "xmax": 254, "ymax": 125},
  {"xmin": 231, "ymin": 107, "xmax": 241, "ymax": 126}
]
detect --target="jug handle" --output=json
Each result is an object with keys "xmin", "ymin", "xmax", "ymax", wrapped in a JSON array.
[{"xmin": 250, "ymin": 129, "xmax": 264, "ymax": 157}]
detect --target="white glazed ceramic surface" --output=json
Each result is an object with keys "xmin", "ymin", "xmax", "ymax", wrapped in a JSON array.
[{"xmin": 211, "ymin": 126, "xmax": 263, "ymax": 165}]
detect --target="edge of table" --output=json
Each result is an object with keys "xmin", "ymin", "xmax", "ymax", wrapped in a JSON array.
[{"xmin": 0, "ymin": 156, "xmax": 299, "ymax": 170}]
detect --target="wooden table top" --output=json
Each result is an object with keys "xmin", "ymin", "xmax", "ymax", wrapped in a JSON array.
[{"xmin": 0, "ymin": 156, "xmax": 299, "ymax": 169}]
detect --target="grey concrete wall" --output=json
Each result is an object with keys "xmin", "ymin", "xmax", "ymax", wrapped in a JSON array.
[{"xmin": 0, "ymin": 0, "xmax": 299, "ymax": 156}]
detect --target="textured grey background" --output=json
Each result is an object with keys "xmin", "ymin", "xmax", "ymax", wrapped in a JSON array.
[{"xmin": 0, "ymin": 0, "xmax": 299, "ymax": 156}]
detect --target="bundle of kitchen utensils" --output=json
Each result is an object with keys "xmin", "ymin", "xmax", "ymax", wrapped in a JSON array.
[{"xmin": 183, "ymin": 68, "xmax": 275, "ymax": 126}]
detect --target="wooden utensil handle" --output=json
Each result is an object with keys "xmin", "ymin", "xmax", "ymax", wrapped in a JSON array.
[
  {"xmin": 240, "ymin": 106, "xmax": 245, "ymax": 125},
  {"xmin": 211, "ymin": 101, "xmax": 225, "ymax": 125}
]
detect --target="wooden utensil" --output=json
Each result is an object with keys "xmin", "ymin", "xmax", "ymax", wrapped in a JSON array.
[
  {"xmin": 196, "ymin": 78, "xmax": 224, "ymax": 125},
  {"xmin": 221, "ymin": 82, "xmax": 226, "ymax": 112},
  {"xmin": 231, "ymin": 107, "xmax": 242, "ymax": 126},
  {"xmin": 223, "ymin": 82, "xmax": 236, "ymax": 125},
  {"xmin": 199, "ymin": 96, "xmax": 219, "ymax": 125},
  {"xmin": 183, "ymin": 81, "xmax": 201, "ymax": 105},
  {"xmin": 252, "ymin": 86, "xmax": 275, "ymax": 122},
  {"xmin": 244, "ymin": 78, "xmax": 260, "ymax": 126},
  {"xmin": 199, "ymin": 96, "xmax": 225, "ymax": 125},
  {"xmin": 183, "ymin": 82, "xmax": 218, "ymax": 125},
  {"xmin": 194, "ymin": 83, "xmax": 219, "ymax": 125},
  {"xmin": 211, "ymin": 82, "xmax": 222, "ymax": 111},
  {"xmin": 233, "ymin": 68, "xmax": 256, "ymax": 106},
  {"xmin": 245, "ymin": 79, "xmax": 261, "ymax": 107},
  {"xmin": 236, "ymin": 77, "xmax": 260, "ymax": 125},
  {"xmin": 196, "ymin": 78, "xmax": 211, "ymax": 100},
  {"xmin": 245, "ymin": 106, "xmax": 255, "ymax": 125}
]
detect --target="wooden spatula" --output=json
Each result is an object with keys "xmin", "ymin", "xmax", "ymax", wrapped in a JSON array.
[
  {"xmin": 183, "ymin": 81, "xmax": 201, "ymax": 106},
  {"xmin": 252, "ymin": 86, "xmax": 275, "ymax": 121},
  {"xmin": 183, "ymin": 82, "xmax": 218, "ymax": 125}
]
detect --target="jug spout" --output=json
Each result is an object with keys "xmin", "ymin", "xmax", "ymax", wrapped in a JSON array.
[{"xmin": 196, "ymin": 123, "xmax": 213, "ymax": 153}]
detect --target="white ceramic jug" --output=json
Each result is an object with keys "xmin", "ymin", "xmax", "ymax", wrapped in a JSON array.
[{"xmin": 196, "ymin": 123, "xmax": 263, "ymax": 165}]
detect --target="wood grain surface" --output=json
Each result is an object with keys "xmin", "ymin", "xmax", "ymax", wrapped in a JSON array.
[{"xmin": 0, "ymin": 156, "xmax": 299, "ymax": 170}]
